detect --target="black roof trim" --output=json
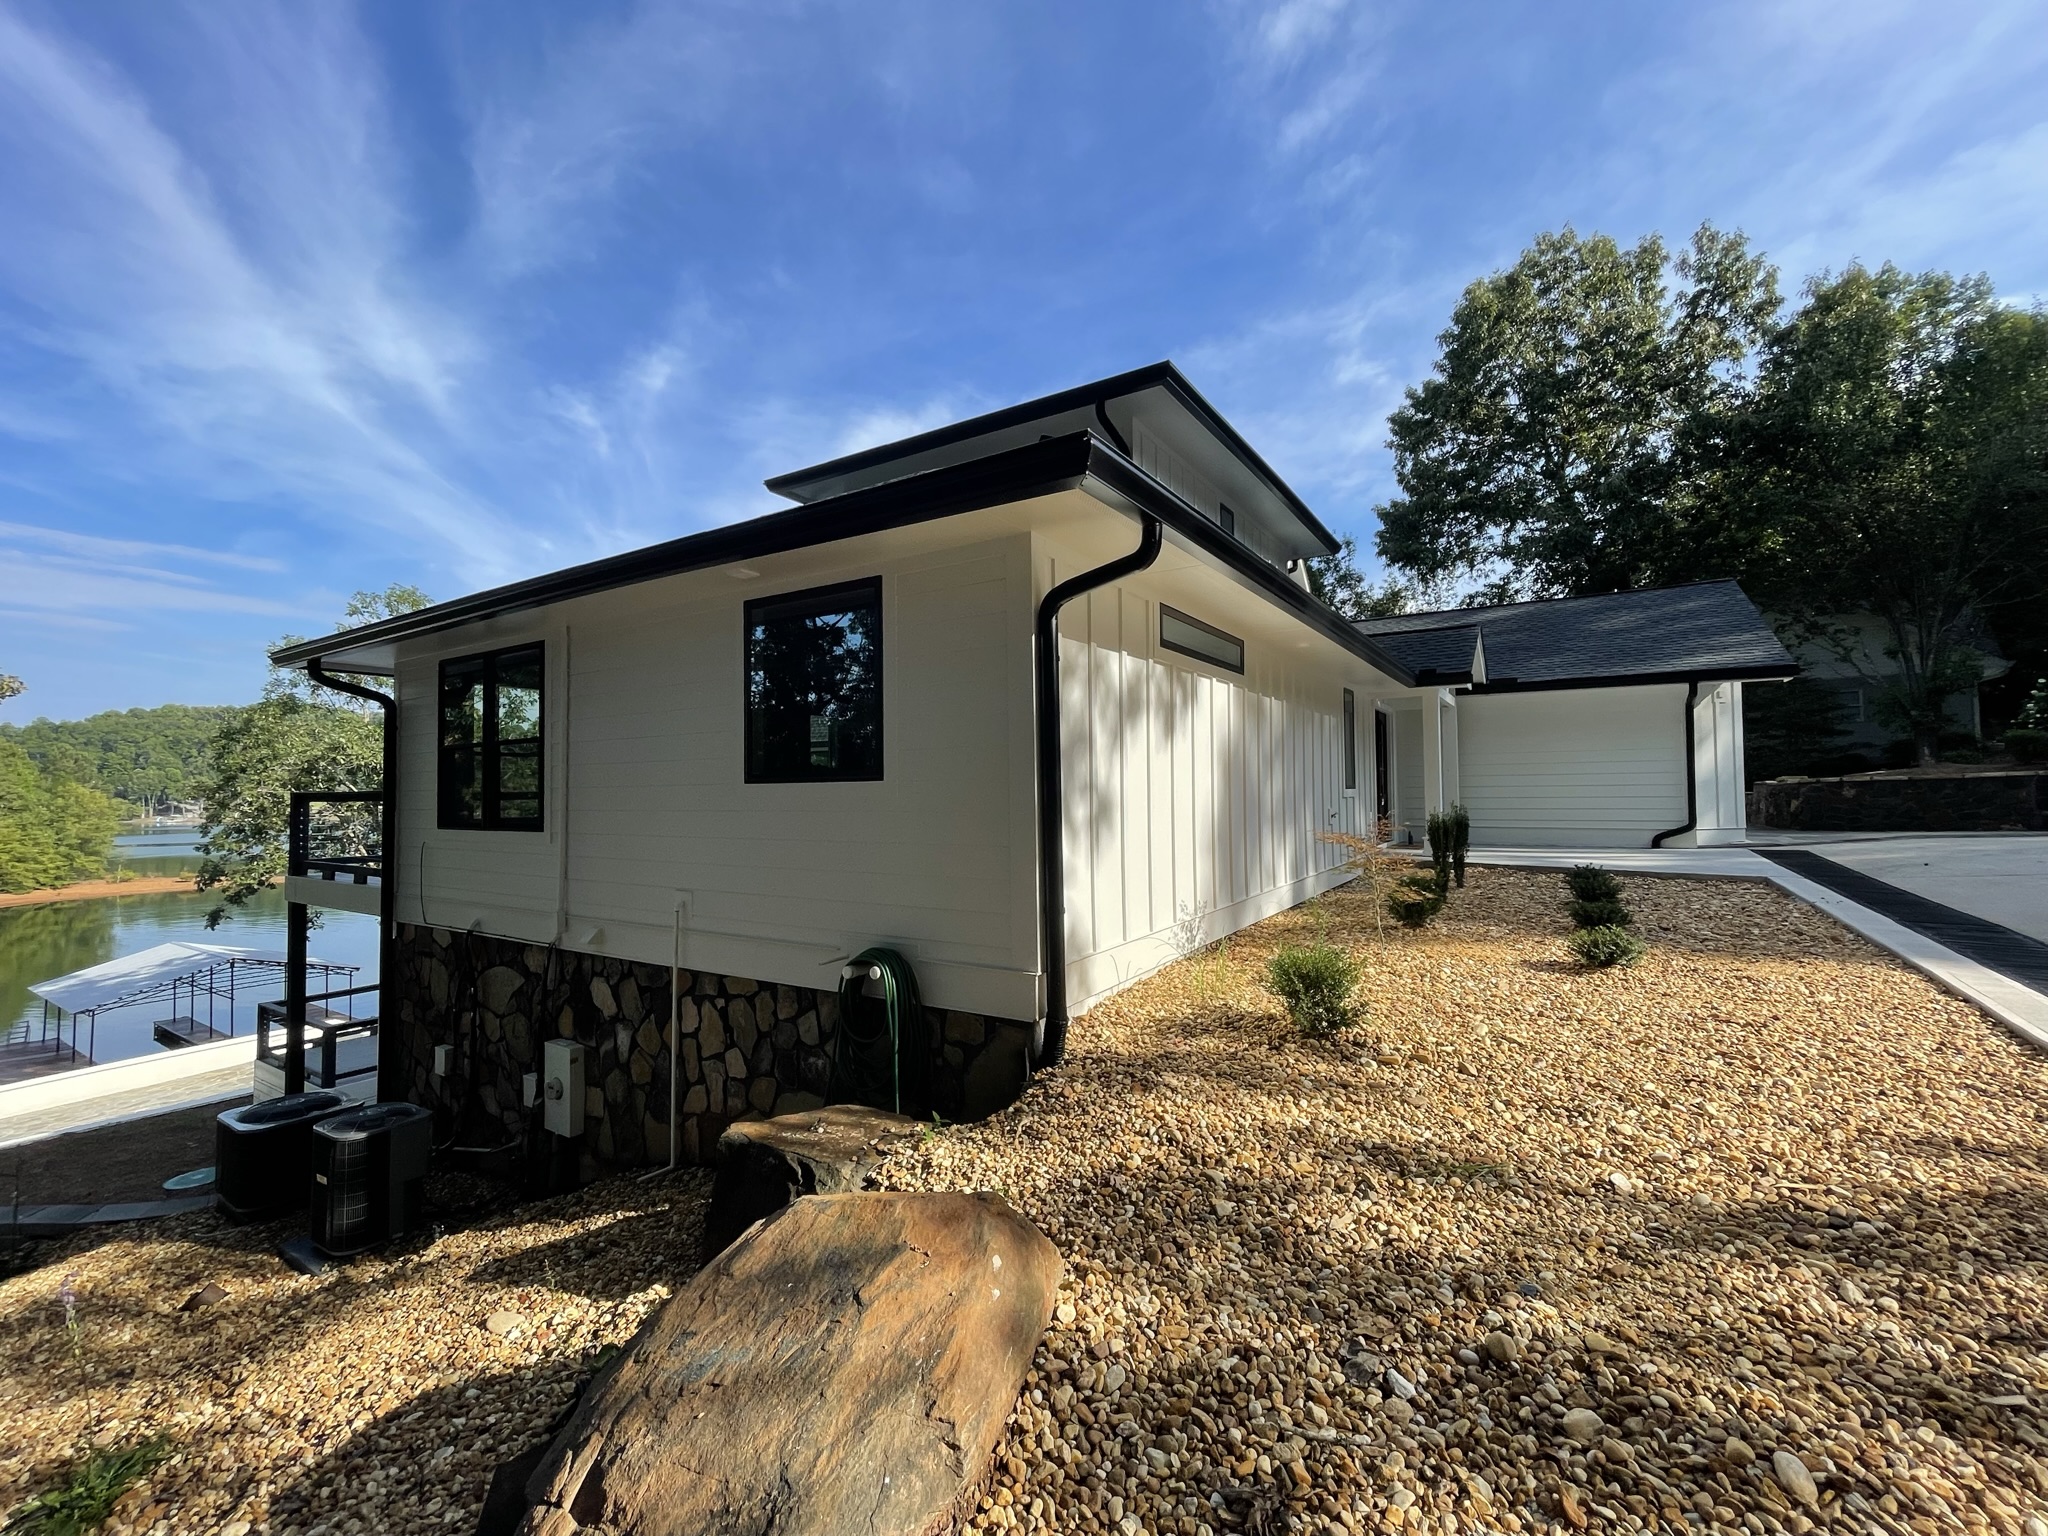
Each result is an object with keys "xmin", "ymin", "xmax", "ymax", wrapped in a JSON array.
[
  {"xmin": 764, "ymin": 362, "xmax": 1342, "ymax": 556},
  {"xmin": 271, "ymin": 431, "xmax": 1416, "ymax": 685},
  {"xmin": 1465, "ymin": 663, "xmax": 1800, "ymax": 695}
]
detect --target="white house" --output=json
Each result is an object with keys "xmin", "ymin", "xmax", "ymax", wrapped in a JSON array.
[{"xmin": 271, "ymin": 365, "xmax": 1794, "ymax": 1167}]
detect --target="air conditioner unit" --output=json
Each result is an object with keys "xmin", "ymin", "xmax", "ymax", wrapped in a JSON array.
[
  {"xmin": 307, "ymin": 1101, "xmax": 433, "ymax": 1257},
  {"xmin": 214, "ymin": 1091, "xmax": 350, "ymax": 1221}
]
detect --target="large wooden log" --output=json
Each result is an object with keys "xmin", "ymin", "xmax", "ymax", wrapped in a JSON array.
[{"xmin": 519, "ymin": 1190, "xmax": 1061, "ymax": 1536}]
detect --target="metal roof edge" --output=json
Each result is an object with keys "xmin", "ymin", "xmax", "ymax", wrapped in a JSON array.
[{"xmin": 1463, "ymin": 662, "xmax": 1802, "ymax": 696}]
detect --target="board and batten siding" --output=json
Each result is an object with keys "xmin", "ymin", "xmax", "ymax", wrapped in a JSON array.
[
  {"xmin": 1056, "ymin": 576, "xmax": 1368, "ymax": 1013},
  {"xmin": 1456, "ymin": 684, "xmax": 1689, "ymax": 847},
  {"xmin": 390, "ymin": 533, "xmax": 1042, "ymax": 1021}
]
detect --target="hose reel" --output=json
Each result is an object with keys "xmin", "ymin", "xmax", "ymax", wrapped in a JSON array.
[{"xmin": 827, "ymin": 946, "xmax": 930, "ymax": 1116}]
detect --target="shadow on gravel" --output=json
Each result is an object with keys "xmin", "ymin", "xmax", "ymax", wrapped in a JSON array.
[
  {"xmin": 266, "ymin": 1359, "xmax": 594, "ymax": 1536},
  {"xmin": 464, "ymin": 1201, "xmax": 707, "ymax": 1299}
]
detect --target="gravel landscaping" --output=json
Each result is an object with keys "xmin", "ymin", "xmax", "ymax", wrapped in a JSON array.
[
  {"xmin": 1, "ymin": 866, "xmax": 2044, "ymax": 1536},
  {"xmin": 884, "ymin": 868, "xmax": 2048, "ymax": 1536}
]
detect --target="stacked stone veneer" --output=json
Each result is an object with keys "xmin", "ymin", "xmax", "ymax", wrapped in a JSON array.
[{"xmin": 390, "ymin": 924, "xmax": 1032, "ymax": 1169}]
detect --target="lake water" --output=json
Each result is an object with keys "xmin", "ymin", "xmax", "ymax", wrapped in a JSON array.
[{"xmin": 0, "ymin": 834, "xmax": 381, "ymax": 1067}]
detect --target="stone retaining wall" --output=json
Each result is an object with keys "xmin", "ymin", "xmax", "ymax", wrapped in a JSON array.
[
  {"xmin": 1751, "ymin": 769, "xmax": 2045, "ymax": 832},
  {"xmin": 389, "ymin": 924, "xmax": 1031, "ymax": 1170}
]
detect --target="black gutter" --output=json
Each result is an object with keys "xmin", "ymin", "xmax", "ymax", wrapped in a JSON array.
[
  {"xmin": 1034, "ymin": 513, "xmax": 1164, "ymax": 1070},
  {"xmin": 308, "ymin": 662, "xmax": 400, "ymax": 1096},
  {"xmin": 1650, "ymin": 681, "xmax": 1702, "ymax": 849},
  {"xmin": 273, "ymin": 432, "xmax": 1419, "ymax": 686},
  {"xmin": 1452, "ymin": 663, "xmax": 1799, "ymax": 694}
]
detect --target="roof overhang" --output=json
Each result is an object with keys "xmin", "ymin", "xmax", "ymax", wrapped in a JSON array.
[
  {"xmin": 1462, "ymin": 662, "xmax": 1801, "ymax": 695},
  {"xmin": 272, "ymin": 431, "xmax": 1417, "ymax": 685},
  {"xmin": 765, "ymin": 362, "xmax": 1341, "ymax": 560}
]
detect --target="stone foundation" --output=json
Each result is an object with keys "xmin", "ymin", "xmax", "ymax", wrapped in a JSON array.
[{"xmin": 390, "ymin": 924, "xmax": 1032, "ymax": 1169}]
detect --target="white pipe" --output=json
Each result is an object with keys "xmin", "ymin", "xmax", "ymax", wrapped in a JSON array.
[{"xmin": 640, "ymin": 899, "xmax": 683, "ymax": 1182}]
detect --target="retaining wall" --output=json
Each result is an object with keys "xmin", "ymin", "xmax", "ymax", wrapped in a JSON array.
[{"xmin": 1751, "ymin": 769, "xmax": 2045, "ymax": 833}]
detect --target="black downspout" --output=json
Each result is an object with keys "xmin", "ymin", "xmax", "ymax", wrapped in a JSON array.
[
  {"xmin": 1033, "ymin": 512, "xmax": 1163, "ymax": 1070},
  {"xmin": 1650, "ymin": 680, "xmax": 1701, "ymax": 849},
  {"xmin": 310, "ymin": 662, "xmax": 399, "ymax": 1098}
]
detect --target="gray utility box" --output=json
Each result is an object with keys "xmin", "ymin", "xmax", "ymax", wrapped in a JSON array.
[{"xmin": 543, "ymin": 1037, "xmax": 586, "ymax": 1138}]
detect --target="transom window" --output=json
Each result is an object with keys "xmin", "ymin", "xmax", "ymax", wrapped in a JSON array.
[
  {"xmin": 1343, "ymin": 688, "xmax": 1357, "ymax": 789},
  {"xmin": 438, "ymin": 644, "xmax": 544, "ymax": 831},
  {"xmin": 1159, "ymin": 604, "xmax": 1245, "ymax": 675},
  {"xmin": 745, "ymin": 577, "xmax": 883, "ymax": 783}
]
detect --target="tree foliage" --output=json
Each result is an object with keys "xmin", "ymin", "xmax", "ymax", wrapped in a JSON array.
[
  {"xmin": 0, "ymin": 737, "xmax": 122, "ymax": 893},
  {"xmin": 1726, "ymin": 266, "xmax": 2048, "ymax": 763},
  {"xmin": 1375, "ymin": 224, "xmax": 1779, "ymax": 602},
  {"xmin": 0, "ymin": 704, "xmax": 245, "ymax": 816},
  {"xmin": 196, "ymin": 585, "xmax": 429, "ymax": 924},
  {"xmin": 1376, "ymin": 229, "xmax": 2048, "ymax": 764},
  {"xmin": 1303, "ymin": 535, "xmax": 1430, "ymax": 619}
]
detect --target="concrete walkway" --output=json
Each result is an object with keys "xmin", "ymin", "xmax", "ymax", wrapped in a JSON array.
[
  {"xmin": 1468, "ymin": 843, "xmax": 2048, "ymax": 1054},
  {"xmin": 0, "ymin": 1063, "xmax": 250, "ymax": 1150}
]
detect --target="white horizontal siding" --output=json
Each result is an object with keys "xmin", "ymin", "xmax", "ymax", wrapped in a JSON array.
[{"xmin": 1456, "ymin": 685, "xmax": 1687, "ymax": 847}]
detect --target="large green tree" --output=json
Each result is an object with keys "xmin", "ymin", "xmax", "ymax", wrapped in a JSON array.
[
  {"xmin": 0, "ymin": 738, "xmax": 122, "ymax": 893},
  {"xmin": 1728, "ymin": 266, "xmax": 2048, "ymax": 763},
  {"xmin": 196, "ymin": 585, "xmax": 430, "ymax": 923},
  {"xmin": 0, "ymin": 704, "xmax": 246, "ymax": 817},
  {"xmin": 1375, "ymin": 224, "xmax": 1780, "ymax": 601}
]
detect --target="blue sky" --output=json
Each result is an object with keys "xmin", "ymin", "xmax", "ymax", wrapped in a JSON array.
[{"xmin": 1, "ymin": 0, "xmax": 2043, "ymax": 719}]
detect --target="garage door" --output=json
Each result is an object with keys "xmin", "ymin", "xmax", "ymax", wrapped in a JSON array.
[{"xmin": 1457, "ymin": 685, "xmax": 1687, "ymax": 847}]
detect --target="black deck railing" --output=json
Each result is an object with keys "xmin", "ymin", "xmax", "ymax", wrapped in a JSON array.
[
  {"xmin": 258, "ymin": 982, "xmax": 379, "ymax": 1089},
  {"xmin": 288, "ymin": 790, "xmax": 384, "ymax": 883}
]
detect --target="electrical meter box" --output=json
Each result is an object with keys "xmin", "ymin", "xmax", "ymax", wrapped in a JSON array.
[{"xmin": 542, "ymin": 1038, "xmax": 586, "ymax": 1138}]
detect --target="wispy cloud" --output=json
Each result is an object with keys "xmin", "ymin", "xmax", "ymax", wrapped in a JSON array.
[
  {"xmin": 0, "ymin": 2, "xmax": 511, "ymax": 567},
  {"xmin": 0, "ymin": 519, "xmax": 285, "ymax": 573}
]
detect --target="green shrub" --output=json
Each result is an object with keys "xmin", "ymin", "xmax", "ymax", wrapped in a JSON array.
[
  {"xmin": 5, "ymin": 1437, "xmax": 173, "ymax": 1536},
  {"xmin": 1563, "ymin": 865, "xmax": 1622, "ymax": 903},
  {"xmin": 1387, "ymin": 882, "xmax": 1444, "ymax": 928},
  {"xmin": 1424, "ymin": 805, "xmax": 1474, "ymax": 889},
  {"xmin": 1569, "ymin": 925, "xmax": 1647, "ymax": 968},
  {"xmin": 1264, "ymin": 942, "xmax": 1363, "ymax": 1036},
  {"xmin": 2007, "ymin": 728, "xmax": 2048, "ymax": 764},
  {"xmin": 1569, "ymin": 897, "xmax": 1632, "ymax": 929}
]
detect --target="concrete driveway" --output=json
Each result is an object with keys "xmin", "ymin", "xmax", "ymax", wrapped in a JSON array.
[{"xmin": 1794, "ymin": 834, "xmax": 2048, "ymax": 944}]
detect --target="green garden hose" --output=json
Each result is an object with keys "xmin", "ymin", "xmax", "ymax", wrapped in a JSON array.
[{"xmin": 828, "ymin": 946, "xmax": 928, "ymax": 1115}]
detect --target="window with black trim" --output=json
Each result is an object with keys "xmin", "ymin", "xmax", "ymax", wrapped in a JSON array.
[
  {"xmin": 1159, "ymin": 604, "xmax": 1245, "ymax": 674},
  {"xmin": 745, "ymin": 577, "xmax": 883, "ymax": 783},
  {"xmin": 439, "ymin": 643, "xmax": 544, "ymax": 830},
  {"xmin": 1343, "ymin": 688, "xmax": 1357, "ymax": 789},
  {"xmin": 1218, "ymin": 503, "xmax": 1237, "ymax": 537}
]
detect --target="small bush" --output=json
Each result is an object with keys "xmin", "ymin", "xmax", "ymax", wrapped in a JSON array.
[
  {"xmin": 6, "ymin": 1437, "xmax": 173, "ymax": 1536},
  {"xmin": 1563, "ymin": 864, "xmax": 1622, "ymax": 903},
  {"xmin": 1265, "ymin": 942, "xmax": 1363, "ymax": 1036},
  {"xmin": 1398, "ymin": 871, "xmax": 1445, "ymax": 894},
  {"xmin": 1569, "ymin": 925, "xmax": 1647, "ymax": 968},
  {"xmin": 1569, "ymin": 897, "xmax": 1632, "ymax": 929},
  {"xmin": 1386, "ymin": 884, "xmax": 1444, "ymax": 928},
  {"xmin": 2007, "ymin": 728, "xmax": 2048, "ymax": 764}
]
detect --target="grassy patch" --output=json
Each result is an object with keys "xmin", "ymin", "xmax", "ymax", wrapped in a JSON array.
[{"xmin": 4, "ymin": 1437, "xmax": 173, "ymax": 1536}]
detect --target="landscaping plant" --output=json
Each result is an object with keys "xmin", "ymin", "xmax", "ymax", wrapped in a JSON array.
[
  {"xmin": 2007, "ymin": 728, "xmax": 2048, "ymax": 764},
  {"xmin": 1569, "ymin": 925, "xmax": 1648, "ymax": 968},
  {"xmin": 1318, "ymin": 818, "xmax": 1412, "ymax": 938},
  {"xmin": 3, "ymin": 1437, "xmax": 172, "ymax": 1536},
  {"xmin": 1388, "ymin": 873, "xmax": 1446, "ymax": 928},
  {"xmin": 1568, "ymin": 897, "xmax": 1632, "ymax": 929},
  {"xmin": 1264, "ymin": 942, "xmax": 1363, "ymax": 1037},
  {"xmin": 1563, "ymin": 865, "xmax": 1622, "ymax": 903}
]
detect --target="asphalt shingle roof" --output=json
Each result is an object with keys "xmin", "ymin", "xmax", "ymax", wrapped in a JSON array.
[{"xmin": 1353, "ymin": 579, "xmax": 1796, "ymax": 688}]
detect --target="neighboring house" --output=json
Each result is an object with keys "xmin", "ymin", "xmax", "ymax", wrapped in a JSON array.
[
  {"xmin": 270, "ymin": 366, "xmax": 1793, "ymax": 1168},
  {"xmin": 1778, "ymin": 613, "xmax": 2011, "ymax": 755},
  {"xmin": 1354, "ymin": 583, "xmax": 1796, "ymax": 849}
]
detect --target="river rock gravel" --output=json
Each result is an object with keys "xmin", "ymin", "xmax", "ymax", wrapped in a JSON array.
[
  {"xmin": 3, "ymin": 866, "xmax": 2044, "ymax": 1536},
  {"xmin": 880, "ymin": 868, "xmax": 2048, "ymax": 1536}
]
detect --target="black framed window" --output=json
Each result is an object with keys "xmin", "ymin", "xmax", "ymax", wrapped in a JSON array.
[
  {"xmin": 1159, "ymin": 604, "xmax": 1245, "ymax": 674},
  {"xmin": 1218, "ymin": 503, "xmax": 1237, "ymax": 537},
  {"xmin": 439, "ymin": 643, "xmax": 544, "ymax": 830},
  {"xmin": 1343, "ymin": 688, "xmax": 1357, "ymax": 789},
  {"xmin": 745, "ymin": 577, "xmax": 883, "ymax": 783}
]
